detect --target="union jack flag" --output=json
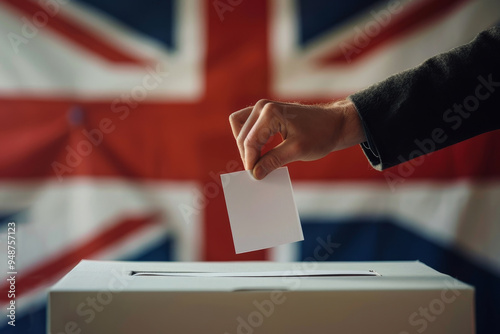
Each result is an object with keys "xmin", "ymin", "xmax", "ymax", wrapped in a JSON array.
[{"xmin": 0, "ymin": 0, "xmax": 499, "ymax": 333}]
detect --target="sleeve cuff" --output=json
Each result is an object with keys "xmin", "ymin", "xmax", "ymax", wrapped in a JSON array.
[
  {"xmin": 360, "ymin": 135, "xmax": 382, "ymax": 171},
  {"xmin": 348, "ymin": 96, "xmax": 383, "ymax": 171}
]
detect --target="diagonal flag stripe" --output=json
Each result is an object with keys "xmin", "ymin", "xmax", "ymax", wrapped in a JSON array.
[
  {"xmin": 0, "ymin": 212, "xmax": 160, "ymax": 305},
  {"xmin": 1, "ymin": 0, "xmax": 149, "ymax": 65},
  {"xmin": 319, "ymin": 0, "xmax": 469, "ymax": 65}
]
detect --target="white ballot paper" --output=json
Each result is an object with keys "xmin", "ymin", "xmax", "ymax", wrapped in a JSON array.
[{"xmin": 221, "ymin": 167, "xmax": 304, "ymax": 254}]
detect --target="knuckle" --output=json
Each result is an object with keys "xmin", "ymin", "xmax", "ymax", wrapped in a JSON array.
[
  {"xmin": 255, "ymin": 99, "xmax": 270, "ymax": 109},
  {"xmin": 236, "ymin": 135, "xmax": 245, "ymax": 146},
  {"xmin": 236, "ymin": 132, "xmax": 246, "ymax": 146},
  {"xmin": 228, "ymin": 112, "xmax": 237, "ymax": 123},
  {"xmin": 244, "ymin": 132, "xmax": 263, "ymax": 149},
  {"xmin": 257, "ymin": 126, "xmax": 271, "ymax": 143},
  {"xmin": 263, "ymin": 105, "xmax": 287, "ymax": 130},
  {"xmin": 261, "ymin": 102, "xmax": 278, "ymax": 117},
  {"xmin": 229, "ymin": 109, "xmax": 245, "ymax": 125},
  {"xmin": 243, "ymin": 136, "xmax": 254, "ymax": 149},
  {"xmin": 237, "ymin": 136, "xmax": 245, "ymax": 149},
  {"xmin": 229, "ymin": 107, "xmax": 252, "ymax": 126}
]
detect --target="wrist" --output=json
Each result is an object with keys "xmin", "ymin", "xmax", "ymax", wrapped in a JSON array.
[{"xmin": 328, "ymin": 99, "xmax": 366, "ymax": 150}]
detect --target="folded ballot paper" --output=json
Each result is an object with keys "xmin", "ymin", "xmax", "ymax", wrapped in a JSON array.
[{"xmin": 220, "ymin": 167, "xmax": 304, "ymax": 253}]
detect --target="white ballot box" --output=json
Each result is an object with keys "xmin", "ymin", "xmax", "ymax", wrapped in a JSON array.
[{"xmin": 48, "ymin": 260, "xmax": 474, "ymax": 334}]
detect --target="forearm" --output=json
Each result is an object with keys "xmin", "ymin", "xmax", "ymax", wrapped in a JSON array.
[{"xmin": 349, "ymin": 27, "xmax": 500, "ymax": 170}]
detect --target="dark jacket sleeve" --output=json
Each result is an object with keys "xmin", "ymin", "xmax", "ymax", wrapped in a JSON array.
[{"xmin": 349, "ymin": 26, "xmax": 500, "ymax": 170}]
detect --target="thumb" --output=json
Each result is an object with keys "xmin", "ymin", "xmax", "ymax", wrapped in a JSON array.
[{"xmin": 252, "ymin": 140, "xmax": 300, "ymax": 180}]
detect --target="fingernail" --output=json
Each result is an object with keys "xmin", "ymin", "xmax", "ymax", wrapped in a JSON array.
[{"xmin": 253, "ymin": 165, "xmax": 267, "ymax": 180}]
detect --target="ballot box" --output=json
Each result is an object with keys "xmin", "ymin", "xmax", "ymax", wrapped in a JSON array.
[{"xmin": 48, "ymin": 260, "xmax": 474, "ymax": 334}]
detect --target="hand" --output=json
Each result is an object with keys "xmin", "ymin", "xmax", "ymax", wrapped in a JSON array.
[{"xmin": 229, "ymin": 99, "xmax": 366, "ymax": 179}]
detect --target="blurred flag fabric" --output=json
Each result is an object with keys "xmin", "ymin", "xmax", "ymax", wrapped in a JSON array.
[{"xmin": 0, "ymin": 0, "xmax": 499, "ymax": 333}]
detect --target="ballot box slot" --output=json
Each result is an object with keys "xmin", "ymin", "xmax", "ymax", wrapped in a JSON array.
[
  {"xmin": 232, "ymin": 288, "xmax": 290, "ymax": 292},
  {"xmin": 129, "ymin": 270, "xmax": 381, "ymax": 277}
]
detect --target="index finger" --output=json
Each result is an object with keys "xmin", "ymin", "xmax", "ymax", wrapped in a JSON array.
[{"xmin": 243, "ymin": 102, "xmax": 285, "ymax": 171}]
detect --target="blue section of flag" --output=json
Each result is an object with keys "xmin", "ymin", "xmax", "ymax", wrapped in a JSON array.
[
  {"xmin": 124, "ymin": 234, "xmax": 175, "ymax": 261},
  {"xmin": 1, "ymin": 304, "xmax": 46, "ymax": 334},
  {"xmin": 75, "ymin": 0, "xmax": 176, "ymax": 49},
  {"xmin": 0, "ymin": 211, "xmax": 26, "ymax": 229},
  {"xmin": 0, "ymin": 236, "xmax": 174, "ymax": 334},
  {"xmin": 297, "ymin": 0, "xmax": 381, "ymax": 45},
  {"xmin": 300, "ymin": 218, "xmax": 500, "ymax": 334}
]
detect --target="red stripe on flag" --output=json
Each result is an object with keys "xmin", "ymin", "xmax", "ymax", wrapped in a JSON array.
[
  {"xmin": 0, "ymin": 213, "xmax": 159, "ymax": 304},
  {"xmin": 319, "ymin": 0, "xmax": 469, "ymax": 65},
  {"xmin": 1, "ymin": 0, "xmax": 148, "ymax": 65},
  {"xmin": 203, "ymin": 0, "xmax": 271, "ymax": 261},
  {"xmin": 1, "ymin": 99, "xmax": 500, "ymax": 181}
]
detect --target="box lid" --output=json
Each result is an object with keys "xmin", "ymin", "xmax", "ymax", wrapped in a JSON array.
[{"xmin": 49, "ymin": 260, "xmax": 473, "ymax": 292}]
